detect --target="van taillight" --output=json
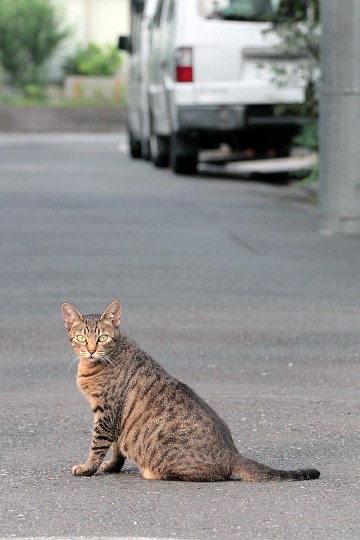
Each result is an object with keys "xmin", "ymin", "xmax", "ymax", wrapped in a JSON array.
[{"xmin": 175, "ymin": 47, "xmax": 193, "ymax": 83}]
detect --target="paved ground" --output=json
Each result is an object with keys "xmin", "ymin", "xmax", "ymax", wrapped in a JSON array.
[{"xmin": 0, "ymin": 134, "xmax": 359, "ymax": 539}]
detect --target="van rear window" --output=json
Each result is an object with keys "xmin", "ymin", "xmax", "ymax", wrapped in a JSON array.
[{"xmin": 199, "ymin": 0, "xmax": 301, "ymax": 22}]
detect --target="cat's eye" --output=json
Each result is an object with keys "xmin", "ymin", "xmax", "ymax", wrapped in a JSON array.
[
  {"xmin": 98, "ymin": 335, "xmax": 108, "ymax": 343},
  {"xmin": 77, "ymin": 335, "xmax": 86, "ymax": 343}
]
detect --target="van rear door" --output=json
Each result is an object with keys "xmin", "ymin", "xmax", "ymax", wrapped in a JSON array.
[{"xmin": 184, "ymin": 0, "xmax": 305, "ymax": 106}]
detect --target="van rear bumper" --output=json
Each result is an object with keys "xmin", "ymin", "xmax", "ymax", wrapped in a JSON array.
[{"xmin": 177, "ymin": 105, "xmax": 303, "ymax": 132}]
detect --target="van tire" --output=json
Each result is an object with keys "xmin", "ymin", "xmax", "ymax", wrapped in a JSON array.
[
  {"xmin": 276, "ymin": 142, "xmax": 291, "ymax": 158},
  {"xmin": 170, "ymin": 133, "xmax": 198, "ymax": 175},
  {"xmin": 140, "ymin": 139, "xmax": 150, "ymax": 161},
  {"xmin": 129, "ymin": 132, "xmax": 142, "ymax": 159},
  {"xmin": 150, "ymin": 133, "xmax": 170, "ymax": 168},
  {"xmin": 171, "ymin": 154, "xmax": 197, "ymax": 175}
]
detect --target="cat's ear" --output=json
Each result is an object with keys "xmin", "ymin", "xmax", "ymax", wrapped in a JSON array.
[
  {"xmin": 100, "ymin": 300, "xmax": 122, "ymax": 328},
  {"xmin": 61, "ymin": 303, "xmax": 83, "ymax": 330}
]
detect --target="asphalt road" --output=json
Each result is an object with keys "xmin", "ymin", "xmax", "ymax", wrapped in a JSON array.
[{"xmin": 0, "ymin": 134, "xmax": 359, "ymax": 539}]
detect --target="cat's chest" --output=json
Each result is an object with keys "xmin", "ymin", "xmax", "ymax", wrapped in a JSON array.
[{"xmin": 77, "ymin": 362, "xmax": 105, "ymax": 408}]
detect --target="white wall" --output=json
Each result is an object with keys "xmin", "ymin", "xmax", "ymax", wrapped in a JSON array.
[{"xmin": 56, "ymin": 0, "xmax": 129, "ymax": 47}]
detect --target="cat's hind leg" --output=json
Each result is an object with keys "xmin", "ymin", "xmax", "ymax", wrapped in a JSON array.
[
  {"xmin": 142, "ymin": 461, "xmax": 231, "ymax": 482},
  {"xmin": 141, "ymin": 468, "xmax": 162, "ymax": 480},
  {"xmin": 100, "ymin": 442, "xmax": 125, "ymax": 473}
]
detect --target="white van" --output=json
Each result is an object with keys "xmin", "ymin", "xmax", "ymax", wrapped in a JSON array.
[
  {"xmin": 119, "ymin": 0, "xmax": 158, "ymax": 159},
  {"xmin": 120, "ymin": 0, "xmax": 307, "ymax": 174}
]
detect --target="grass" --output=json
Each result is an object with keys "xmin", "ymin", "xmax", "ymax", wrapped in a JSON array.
[
  {"xmin": 0, "ymin": 95, "xmax": 126, "ymax": 107},
  {"xmin": 0, "ymin": 83, "xmax": 126, "ymax": 107}
]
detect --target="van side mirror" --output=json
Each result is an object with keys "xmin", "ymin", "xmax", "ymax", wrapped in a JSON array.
[
  {"xmin": 132, "ymin": 0, "xmax": 144, "ymax": 13},
  {"xmin": 118, "ymin": 35, "xmax": 132, "ymax": 53}
]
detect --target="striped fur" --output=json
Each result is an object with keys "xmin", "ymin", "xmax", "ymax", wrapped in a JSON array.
[{"xmin": 61, "ymin": 300, "xmax": 320, "ymax": 482}]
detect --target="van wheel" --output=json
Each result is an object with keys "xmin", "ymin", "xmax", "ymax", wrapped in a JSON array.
[
  {"xmin": 141, "ymin": 139, "xmax": 151, "ymax": 161},
  {"xmin": 170, "ymin": 134, "xmax": 198, "ymax": 175},
  {"xmin": 129, "ymin": 132, "xmax": 142, "ymax": 159},
  {"xmin": 171, "ymin": 154, "xmax": 197, "ymax": 175},
  {"xmin": 150, "ymin": 133, "xmax": 169, "ymax": 168},
  {"xmin": 276, "ymin": 143, "xmax": 291, "ymax": 158}
]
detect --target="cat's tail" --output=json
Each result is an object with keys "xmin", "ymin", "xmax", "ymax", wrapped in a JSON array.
[{"xmin": 232, "ymin": 453, "xmax": 320, "ymax": 482}]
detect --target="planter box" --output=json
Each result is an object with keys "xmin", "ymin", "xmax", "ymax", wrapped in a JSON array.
[{"xmin": 64, "ymin": 76, "xmax": 123, "ymax": 101}]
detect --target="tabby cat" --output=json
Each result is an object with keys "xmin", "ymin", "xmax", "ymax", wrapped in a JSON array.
[{"xmin": 61, "ymin": 300, "xmax": 320, "ymax": 482}]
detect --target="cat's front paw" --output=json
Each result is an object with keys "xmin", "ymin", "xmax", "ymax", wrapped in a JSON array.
[
  {"xmin": 72, "ymin": 463, "xmax": 96, "ymax": 476},
  {"xmin": 100, "ymin": 460, "xmax": 123, "ymax": 474}
]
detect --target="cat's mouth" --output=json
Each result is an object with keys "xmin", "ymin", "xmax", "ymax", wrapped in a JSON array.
[
  {"xmin": 80, "ymin": 353, "xmax": 101, "ymax": 362},
  {"xmin": 79, "ymin": 351, "xmax": 112, "ymax": 366},
  {"xmin": 88, "ymin": 356, "xmax": 101, "ymax": 362}
]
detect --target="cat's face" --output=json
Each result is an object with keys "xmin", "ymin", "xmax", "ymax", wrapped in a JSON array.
[{"xmin": 61, "ymin": 301, "xmax": 121, "ymax": 363}]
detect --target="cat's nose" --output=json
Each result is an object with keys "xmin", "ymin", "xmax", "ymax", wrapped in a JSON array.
[{"xmin": 87, "ymin": 344, "xmax": 97, "ymax": 355}]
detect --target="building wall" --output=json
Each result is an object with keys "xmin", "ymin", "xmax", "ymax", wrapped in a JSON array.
[{"xmin": 56, "ymin": 0, "xmax": 129, "ymax": 47}]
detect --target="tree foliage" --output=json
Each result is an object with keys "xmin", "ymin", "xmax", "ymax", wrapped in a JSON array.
[
  {"xmin": 0, "ymin": 0, "xmax": 69, "ymax": 90},
  {"xmin": 271, "ymin": 0, "xmax": 320, "ymax": 117},
  {"xmin": 273, "ymin": 0, "xmax": 319, "ymax": 25}
]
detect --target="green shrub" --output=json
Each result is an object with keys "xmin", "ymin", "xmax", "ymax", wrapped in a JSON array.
[
  {"xmin": 294, "ymin": 121, "xmax": 318, "ymax": 152},
  {"xmin": 294, "ymin": 121, "xmax": 319, "ymax": 184},
  {"xmin": 64, "ymin": 43, "xmax": 122, "ymax": 77},
  {"xmin": 24, "ymin": 83, "xmax": 47, "ymax": 100},
  {"xmin": 0, "ymin": 0, "xmax": 69, "ymax": 90}
]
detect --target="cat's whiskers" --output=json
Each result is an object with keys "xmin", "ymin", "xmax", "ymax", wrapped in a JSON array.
[
  {"xmin": 67, "ymin": 356, "xmax": 80, "ymax": 372},
  {"xmin": 101, "ymin": 353, "xmax": 115, "ymax": 367},
  {"xmin": 101, "ymin": 355, "xmax": 113, "ymax": 367}
]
